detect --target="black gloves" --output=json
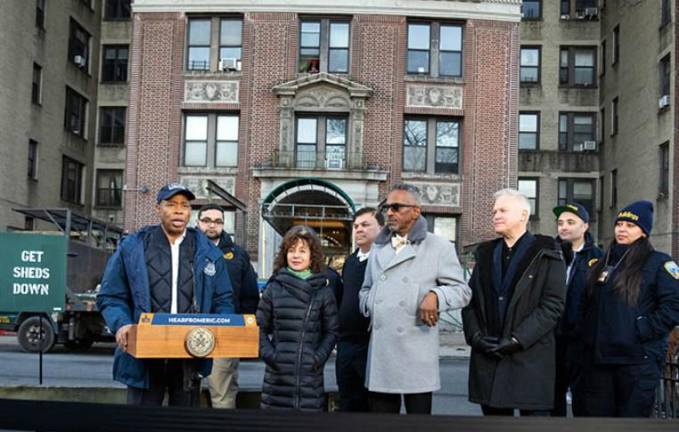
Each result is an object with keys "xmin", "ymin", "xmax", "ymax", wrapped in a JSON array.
[
  {"xmin": 471, "ymin": 332, "xmax": 499, "ymax": 353},
  {"xmin": 491, "ymin": 337, "xmax": 522, "ymax": 356}
]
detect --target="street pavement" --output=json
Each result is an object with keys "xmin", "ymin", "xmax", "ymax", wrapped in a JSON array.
[{"xmin": 0, "ymin": 335, "xmax": 481, "ymax": 415}]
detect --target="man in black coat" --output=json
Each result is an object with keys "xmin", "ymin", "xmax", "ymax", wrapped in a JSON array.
[
  {"xmin": 552, "ymin": 203, "xmax": 603, "ymax": 416},
  {"xmin": 197, "ymin": 204, "xmax": 259, "ymax": 409},
  {"xmin": 335, "ymin": 207, "xmax": 384, "ymax": 411},
  {"xmin": 462, "ymin": 189, "xmax": 566, "ymax": 416}
]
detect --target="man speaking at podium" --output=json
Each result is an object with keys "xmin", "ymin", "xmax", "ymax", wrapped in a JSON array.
[{"xmin": 97, "ymin": 183, "xmax": 234, "ymax": 406}]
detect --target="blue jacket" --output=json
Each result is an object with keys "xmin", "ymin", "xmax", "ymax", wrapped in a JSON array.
[
  {"xmin": 558, "ymin": 233, "xmax": 603, "ymax": 338},
  {"xmin": 580, "ymin": 250, "xmax": 679, "ymax": 364},
  {"xmin": 96, "ymin": 226, "xmax": 234, "ymax": 389}
]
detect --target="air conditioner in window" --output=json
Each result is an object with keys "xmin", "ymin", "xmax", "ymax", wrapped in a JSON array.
[
  {"xmin": 73, "ymin": 55, "xmax": 86, "ymax": 67},
  {"xmin": 219, "ymin": 58, "xmax": 238, "ymax": 71},
  {"xmin": 585, "ymin": 7, "xmax": 599, "ymax": 18},
  {"xmin": 417, "ymin": 66, "xmax": 426, "ymax": 73},
  {"xmin": 573, "ymin": 143, "xmax": 584, "ymax": 152},
  {"xmin": 325, "ymin": 158, "xmax": 345, "ymax": 170},
  {"xmin": 560, "ymin": 14, "xmax": 570, "ymax": 20},
  {"xmin": 583, "ymin": 140, "xmax": 597, "ymax": 151},
  {"xmin": 659, "ymin": 94, "xmax": 670, "ymax": 109}
]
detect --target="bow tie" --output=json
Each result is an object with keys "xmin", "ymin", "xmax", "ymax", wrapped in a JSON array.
[{"xmin": 391, "ymin": 234, "xmax": 409, "ymax": 249}]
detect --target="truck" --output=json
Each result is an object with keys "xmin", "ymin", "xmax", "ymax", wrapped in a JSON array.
[{"xmin": 0, "ymin": 208, "xmax": 123, "ymax": 352}]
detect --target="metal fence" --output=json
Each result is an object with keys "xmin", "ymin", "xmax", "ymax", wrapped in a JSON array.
[{"xmin": 656, "ymin": 350, "xmax": 679, "ymax": 418}]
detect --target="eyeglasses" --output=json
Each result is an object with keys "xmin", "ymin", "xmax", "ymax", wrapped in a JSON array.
[
  {"xmin": 199, "ymin": 218, "xmax": 224, "ymax": 225},
  {"xmin": 380, "ymin": 203, "xmax": 419, "ymax": 213}
]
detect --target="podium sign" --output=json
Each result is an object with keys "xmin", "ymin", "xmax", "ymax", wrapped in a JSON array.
[{"xmin": 128, "ymin": 313, "xmax": 259, "ymax": 359}]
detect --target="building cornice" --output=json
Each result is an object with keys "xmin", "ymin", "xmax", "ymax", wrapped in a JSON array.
[{"xmin": 133, "ymin": 0, "xmax": 521, "ymax": 23}]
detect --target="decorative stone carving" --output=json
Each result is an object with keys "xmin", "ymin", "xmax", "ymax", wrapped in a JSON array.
[
  {"xmin": 411, "ymin": 182, "xmax": 461, "ymax": 207},
  {"xmin": 296, "ymin": 86, "xmax": 351, "ymax": 110},
  {"xmin": 179, "ymin": 176, "xmax": 235, "ymax": 198},
  {"xmin": 406, "ymin": 84, "xmax": 463, "ymax": 110},
  {"xmin": 184, "ymin": 80, "xmax": 239, "ymax": 103}
]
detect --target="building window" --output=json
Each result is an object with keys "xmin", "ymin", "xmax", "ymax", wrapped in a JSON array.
[
  {"xmin": 102, "ymin": 45, "xmax": 128, "ymax": 82},
  {"xmin": 64, "ymin": 87, "xmax": 87, "ymax": 138},
  {"xmin": 96, "ymin": 170, "xmax": 123, "ymax": 208},
  {"xmin": 104, "ymin": 0, "xmax": 131, "ymax": 20},
  {"xmin": 68, "ymin": 19, "xmax": 90, "ymax": 70},
  {"xmin": 28, "ymin": 140, "xmax": 38, "ymax": 180},
  {"xmin": 612, "ymin": 25, "xmax": 620, "ymax": 65},
  {"xmin": 187, "ymin": 17, "xmax": 243, "ymax": 72},
  {"xmin": 183, "ymin": 113, "xmax": 239, "ymax": 167},
  {"xmin": 521, "ymin": 0, "xmax": 542, "ymax": 20},
  {"xmin": 403, "ymin": 118, "xmax": 460, "ymax": 174},
  {"xmin": 520, "ymin": 47, "xmax": 540, "ymax": 84},
  {"xmin": 99, "ymin": 107, "xmax": 126, "ymax": 146},
  {"xmin": 599, "ymin": 107, "xmax": 605, "ymax": 146},
  {"xmin": 660, "ymin": 142, "xmax": 670, "ymax": 196},
  {"xmin": 216, "ymin": 115, "xmax": 239, "ymax": 167},
  {"xmin": 293, "ymin": 115, "xmax": 348, "ymax": 169},
  {"xmin": 298, "ymin": 20, "xmax": 351, "ymax": 74},
  {"xmin": 298, "ymin": 20, "xmax": 350, "ymax": 74},
  {"xmin": 561, "ymin": 0, "xmax": 599, "ymax": 17},
  {"xmin": 558, "ymin": 178, "xmax": 595, "ymax": 216},
  {"xmin": 598, "ymin": 175, "xmax": 605, "ymax": 212},
  {"xmin": 661, "ymin": 0, "xmax": 671, "ymax": 27},
  {"xmin": 36, "ymin": 0, "xmax": 45, "ymax": 29},
  {"xmin": 32, "ymin": 63, "xmax": 42, "ymax": 105},
  {"xmin": 560, "ymin": 47, "xmax": 596, "ymax": 87},
  {"xmin": 187, "ymin": 19, "xmax": 211, "ymax": 71},
  {"xmin": 559, "ymin": 112, "xmax": 596, "ymax": 151},
  {"xmin": 611, "ymin": 97, "xmax": 618, "ymax": 136},
  {"xmin": 220, "ymin": 19, "xmax": 243, "ymax": 70},
  {"xmin": 561, "ymin": 0, "xmax": 570, "ymax": 15},
  {"xmin": 61, "ymin": 156, "xmax": 84, "ymax": 204},
  {"xmin": 611, "ymin": 169, "xmax": 618, "ymax": 207},
  {"xmin": 600, "ymin": 40, "xmax": 606, "ymax": 77},
  {"xmin": 660, "ymin": 54, "xmax": 671, "ymax": 98},
  {"xmin": 519, "ymin": 112, "xmax": 540, "ymax": 150},
  {"xmin": 407, "ymin": 22, "xmax": 462, "ymax": 77},
  {"xmin": 518, "ymin": 178, "xmax": 538, "ymax": 218},
  {"xmin": 424, "ymin": 215, "xmax": 458, "ymax": 246}
]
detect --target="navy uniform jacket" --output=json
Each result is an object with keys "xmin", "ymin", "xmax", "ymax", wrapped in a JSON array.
[
  {"xmin": 216, "ymin": 232, "xmax": 259, "ymax": 314},
  {"xmin": 580, "ymin": 250, "xmax": 679, "ymax": 364},
  {"xmin": 558, "ymin": 233, "xmax": 604, "ymax": 338},
  {"xmin": 96, "ymin": 226, "xmax": 234, "ymax": 389}
]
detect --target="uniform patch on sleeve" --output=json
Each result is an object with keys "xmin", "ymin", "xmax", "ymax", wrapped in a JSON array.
[
  {"xmin": 224, "ymin": 252, "xmax": 234, "ymax": 260},
  {"xmin": 663, "ymin": 261, "xmax": 679, "ymax": 280},
  {"xmin": 588, "ymin": 258, "xmax": 599, "ymax": 268}
]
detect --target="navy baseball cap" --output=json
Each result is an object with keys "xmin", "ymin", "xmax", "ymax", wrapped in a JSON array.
[
  {"xmin": 553, "ymin": 202, "xmax": 590, "ymax": 224},
  {"xmin": 156, "ymin": 182, "xmax": 196, "ymax": 203}
]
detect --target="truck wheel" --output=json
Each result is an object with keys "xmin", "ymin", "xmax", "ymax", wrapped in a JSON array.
[
  {"xmin": 64, "ymin": 338, "xmax": 94, "ymax": 351},
  {"xmin": 17, "ymin": 316, "xmax": 56, "ymax": 353}
]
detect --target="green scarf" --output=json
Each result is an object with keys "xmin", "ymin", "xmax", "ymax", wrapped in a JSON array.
[{"xmin": 287, "ymin": 267, "xmax": 312, "ymax": 280}]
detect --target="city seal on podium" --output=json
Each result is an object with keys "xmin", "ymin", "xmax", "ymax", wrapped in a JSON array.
[{"xmin": 185, "ymin": 327, "xmax": 216, "ymax": 358}]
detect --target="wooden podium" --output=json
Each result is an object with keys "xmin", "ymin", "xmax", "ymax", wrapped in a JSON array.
[{"xmin": 127, "ymin": 313, "xmax": 259, "ymax": 359}]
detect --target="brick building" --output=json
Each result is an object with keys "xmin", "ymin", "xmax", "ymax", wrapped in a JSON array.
[{"xmin": 124, "ymin": 0, "xmax": 522, "ymax": 274}]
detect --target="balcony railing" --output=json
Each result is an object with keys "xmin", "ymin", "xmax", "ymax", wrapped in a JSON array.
[{"xmin": 263, "ymin": 150, "xmax": 379, "ymax": 171}]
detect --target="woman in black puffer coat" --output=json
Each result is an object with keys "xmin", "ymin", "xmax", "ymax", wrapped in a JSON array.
[{"xmin": 256, "ymin": 225, "xmax": 338, "ymax": 411}]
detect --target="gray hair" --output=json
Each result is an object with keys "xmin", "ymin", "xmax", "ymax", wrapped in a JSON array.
[
  {"xmin": 494, "ymin": 188, "xmax": 532, "ymax": 215},
  {"xmin": 389, "ymin": 183, "xmax": 422, "ymax": 206}
]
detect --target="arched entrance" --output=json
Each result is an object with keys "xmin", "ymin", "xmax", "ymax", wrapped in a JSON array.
[{"xmin": 261, "ymin": 178, "xmax": 355, "ymax": 268}]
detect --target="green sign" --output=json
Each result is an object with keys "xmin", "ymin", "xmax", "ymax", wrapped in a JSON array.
[{"xmin": 0, "ymin": 233, "xmax": 67, "ymax": 313}]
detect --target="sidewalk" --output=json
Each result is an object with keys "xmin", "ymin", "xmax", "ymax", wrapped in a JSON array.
[{"xmin": 439, "ymin": 330, "xmax": 471, "ymax": 359}]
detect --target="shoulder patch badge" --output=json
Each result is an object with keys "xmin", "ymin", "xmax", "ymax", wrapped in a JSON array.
[
  {"xmin": 224, "ymin": 252, "xmax": 234, "ymax": 260},
  {"xmin": 663, "ymin": 261, "xmax": 679, "ymax": 280},
  {"xmin": 204, "ymin": 262, "xmax": 216, "ymax": 277},
  {"xmin": 588, "ymin": 258, "xmax": 599, "ymax": 268}
]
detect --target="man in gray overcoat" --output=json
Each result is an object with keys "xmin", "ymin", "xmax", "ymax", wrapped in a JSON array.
[
  {"xmin": 359, "ymin": 183, "xmax": 470, "ymax": 414},
  {"xmin": 462, "ymin": 188, "xmax": 566, "ymax": 416}
]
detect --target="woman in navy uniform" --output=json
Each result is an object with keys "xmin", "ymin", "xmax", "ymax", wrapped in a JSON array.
[{"xmin": 575, "ymin": 200, "xmax": 679, "ymax": 417}]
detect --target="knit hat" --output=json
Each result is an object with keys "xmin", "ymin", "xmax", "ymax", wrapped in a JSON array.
[{"xmin": 615, "ymin": 200, "xmax": 654, "ymax": 236}]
